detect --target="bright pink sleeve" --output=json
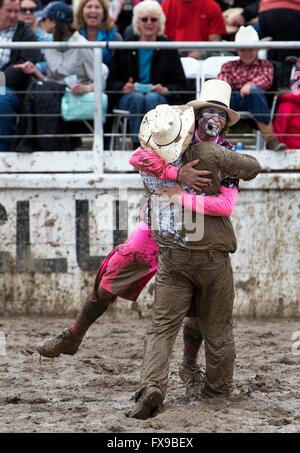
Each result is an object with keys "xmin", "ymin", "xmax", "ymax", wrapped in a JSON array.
[
  {"xmin": 129, "ymin": 147, "xmax": 179, "ymax": 181},
  {"xmin": 180, "ymin": 186, "xmax": 238, "ymax": 217}
]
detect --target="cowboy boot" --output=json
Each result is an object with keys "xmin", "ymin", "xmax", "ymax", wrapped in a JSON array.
[
  {"xmin": 256, "ymin": 120, "xmax": 286, "ymax": 151},
  {"xmin": 36, "ymin": 328, "xmax": 83, "ymax": 358},
  {"xmin": 36, "ymin": 290, "xmax": 111, "ymax": 358},
  {"xmin": 265, "ymin": 136, "xmax": 287, "ymax": 151},
  {"xmin": 127, "ymin": 386, "xmax": 163, "ymax": 420},
  {"xmin": 179, "ymin": 363, "xmax": 205, "ymax": 398}
]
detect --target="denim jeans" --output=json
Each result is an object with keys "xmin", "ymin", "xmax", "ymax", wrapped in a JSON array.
[
  {"xmin": 0, "ymin": 88, "xmax": 20, "ymax": 151},
  {"xmin": 230, "ymin": 85, "xmax": 271, "ymax": 125},
  {"xmin": 117, "ymin": 92, "xmax": 167, "ymax": 146}
]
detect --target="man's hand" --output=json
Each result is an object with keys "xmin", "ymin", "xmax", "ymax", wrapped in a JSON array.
[
  {"xmin": 240, "ymin": 82, "xmax": 252, "ymax": 97},
  {"xmin": 177, "ymin": 159, "xmax": 212, "ymax": 190},
  {"xmin": 13, "ymin": 61, "xmax": 45, "ymax": 81},
  {"xmin": 13, "ymin": 61, "xmax": 37, "ymax": 76}
]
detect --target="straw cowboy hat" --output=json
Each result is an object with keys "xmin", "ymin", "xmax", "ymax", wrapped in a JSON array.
[
  {"xmin": 187, "ymin": 79, "xmax": 240, "ymax": 127},
  {"xmin": 139, "ymin": 104, "xmax": 195, "ymax": 163}
]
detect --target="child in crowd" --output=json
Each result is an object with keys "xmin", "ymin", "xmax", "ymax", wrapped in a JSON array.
[{"xmin": 218, "ymin": 25, "xmax": 286, "ymax": 151}]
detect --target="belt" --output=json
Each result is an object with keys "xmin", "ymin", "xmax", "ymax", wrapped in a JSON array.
[{"xmin": 159, "ymin": 247, "xmax": 226, "ymax": 261}]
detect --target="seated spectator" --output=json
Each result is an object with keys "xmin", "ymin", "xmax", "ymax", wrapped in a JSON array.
[
  {"xmin": 74, "ymin": 0, "xmax": 122, "ymax": 67},
  {"xmin": 106, "ymin": 0, "xmax": 187, "ymax": 148},
  {"xmin": 13, "ymin": 1, "xmax": 108, "ymax": 151},
  {"xmin": 19, "ymin": 0, "xmax": 53, "ymax": 43},
  {"xmin": 19, "ymin": 0, "xmax": 53, "ymax": 75},
  {"xmin": 273, "ymin": 56, "xmax": 300, "ymax": 149},
  {"xmin": 18, "ymin": 0, "xmax": 38, "ymax": 29},
  {"xmin": 218, "ymin": 25, "xmax": 286, "ymax": 151},
  {"xmin": 290, "ymin": 57, "xmax": 300, "ymax": 95},
  {"xmin": 161, "ymin": 0, "xmax": 226, "ymax": 59},
  {"xmin": 259, "ymin": 0, "xmax": 300, "ymax": 64},
  {"xmin": 34, "ymin": 6, "xmax": 54, "ymax": 41},
  {"xmin": 0, "ymin": 0, "xmax": 41, "ymax": 151}
]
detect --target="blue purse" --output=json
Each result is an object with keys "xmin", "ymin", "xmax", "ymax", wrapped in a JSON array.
[{"xmin": 61, "ymin": 89, "xmax": 108, "ymax": 123}]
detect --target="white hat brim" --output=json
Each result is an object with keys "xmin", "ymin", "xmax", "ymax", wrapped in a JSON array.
[{"xmin": 139, "ymin": 105, "xmax": 195, "ymax": 163}]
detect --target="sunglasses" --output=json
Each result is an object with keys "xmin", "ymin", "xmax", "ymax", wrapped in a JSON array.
[
  {"xmin": 140, "ymin": 17, "xmax": 158, "ymax": 23},
  {"xmin": 20, "ymin": 7, "xmax": 37, "ymax": 14},
  {"xmin": 200, "ymin": 107, "xmax": 227, "ymax": 121}
]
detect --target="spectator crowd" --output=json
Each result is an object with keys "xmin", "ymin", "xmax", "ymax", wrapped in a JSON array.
[{"xmin": 0, "ymin": 0, "xmax": 300, "ymax": 152}]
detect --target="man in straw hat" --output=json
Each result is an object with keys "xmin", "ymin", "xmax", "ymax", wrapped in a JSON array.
[
  {"xmin": 218, "ymin": 25, "xmax": 286, "ymax": 151},
  {"xmin": 127, "ymin": 79, "xmax": 261, "ymax": 419}
]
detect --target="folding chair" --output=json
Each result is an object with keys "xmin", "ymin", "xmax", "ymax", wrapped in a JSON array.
[
  {"xmin": 109, "ymin": 108, "xmax": 131, "ymax": 151},
  {"xmin": 180, "ymin": 57, "xmax": 202, "ymax": 98},
  {"xmin": 200, "ymin": 55, "xmax": 239, "ymax": 86}
]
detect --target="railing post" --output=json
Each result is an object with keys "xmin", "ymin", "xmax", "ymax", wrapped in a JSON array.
[{"xmin": 93, "ymin": 47, "xmax": 104, "ymax": 174}]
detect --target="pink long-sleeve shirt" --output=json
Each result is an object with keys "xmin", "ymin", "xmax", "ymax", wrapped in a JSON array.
[{"xmin": 129, "ymin": 147, "xmax": 238, "ymax": 217}]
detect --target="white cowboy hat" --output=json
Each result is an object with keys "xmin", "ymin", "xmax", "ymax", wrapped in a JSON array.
[
  {"xmin": 187, "ymin": 79, "xmax": 240, "ymax": 127},
  {"xmin": 139, "ymin": 104, "xmax": 195, "ymax": 163},
  {"xmin": 235, "ymin": 25, "xmax": 259, "ymax": 43}
]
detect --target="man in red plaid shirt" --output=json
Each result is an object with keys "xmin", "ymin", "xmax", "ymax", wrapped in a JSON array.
[{"xmin": 218, "ymin": 25, "xmax": 286, "ymax": 151}]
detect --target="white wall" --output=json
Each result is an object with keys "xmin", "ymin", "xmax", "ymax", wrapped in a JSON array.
[{"xmin": 0, "ymin": 151, "xmax": 299, "ymax": 317}]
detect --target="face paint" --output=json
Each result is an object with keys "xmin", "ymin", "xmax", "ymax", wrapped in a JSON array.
[{"xmin": 197, "ymin": 107, "xmax": 227, "ymax": 140}]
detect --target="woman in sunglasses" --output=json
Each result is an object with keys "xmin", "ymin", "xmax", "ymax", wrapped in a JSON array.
[
  {"xmin": 107, "ymin": 0, "xmax": 187, "ymax": 148},
  {"xmin": 19, "ymin": 0, "xmax": 53, "ymax": 75},
  {"xmin": 18, "ymin": 0, "xmax": 39, "ymax": 30}
]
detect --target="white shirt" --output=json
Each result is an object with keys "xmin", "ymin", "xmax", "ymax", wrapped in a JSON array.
[{"xmin": 0, "ymin": 25, "xmax": 17, "ymax": 68}]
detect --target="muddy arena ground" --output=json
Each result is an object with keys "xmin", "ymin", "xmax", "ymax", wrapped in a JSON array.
[{"xmin": 0, "ymin": 312, "xmax": 299, "ymax": 433}]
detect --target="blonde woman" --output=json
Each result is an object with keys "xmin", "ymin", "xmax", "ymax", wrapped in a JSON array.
[
  {"xmin": 107, "ymin": 0, "xmax": 187, "ymax": 147},
  {"xmin": 74, "ymin": 0, "xmax": 122, "ymax": 65}
]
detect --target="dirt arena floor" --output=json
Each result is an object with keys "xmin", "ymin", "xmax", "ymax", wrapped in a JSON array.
[{"xmin": 0, "ymin": 313, "xmax": 299, "ymax": 433}]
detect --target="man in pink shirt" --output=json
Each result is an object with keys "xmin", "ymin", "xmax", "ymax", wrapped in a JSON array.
[{"xmin": 127, "ymin": 83, "xmax": 260, "ymax": 419}]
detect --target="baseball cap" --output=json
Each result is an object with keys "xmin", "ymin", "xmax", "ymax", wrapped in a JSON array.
[{"xmin": 39, "ymin": 1, "xmax": 73, "ymax": 23}]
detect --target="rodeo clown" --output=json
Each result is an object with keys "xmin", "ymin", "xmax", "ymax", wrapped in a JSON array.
[{"xmin": 127, "ymin": 79, "xmax": 261, "ymax": 419}]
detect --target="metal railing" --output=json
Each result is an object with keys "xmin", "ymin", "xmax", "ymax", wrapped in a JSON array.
[{"xmin": 1, "ymin": 40, "xmax": 300, "ymax": 174}]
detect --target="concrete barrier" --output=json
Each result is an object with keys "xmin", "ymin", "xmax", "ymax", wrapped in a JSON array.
[{"xmin": 0, "ymin": 150, "xmax": 299, "ymax": 317}]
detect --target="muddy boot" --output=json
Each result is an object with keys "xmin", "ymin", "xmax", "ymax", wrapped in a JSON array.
[
  {"xmin": 179, "ymin": 364, "xmax": 204, "ymax": 398},
  {"xmin": 201, "ymin": 386, "xmax": 247, "ymax": 402},
  {"xmin": 36, "ymin": 328, "xmax": 83, "ymax": 358},
  {"xmin": 127, "ymin": 386, "xmax": 163, "ymax": 420}
]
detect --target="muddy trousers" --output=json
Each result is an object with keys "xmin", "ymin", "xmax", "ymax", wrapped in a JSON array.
[{"xmin": 136, "ymin": 248, "xmax": 236, "ymax": 400}]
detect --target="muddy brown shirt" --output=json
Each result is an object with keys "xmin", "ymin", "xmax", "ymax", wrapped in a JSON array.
[{"xmin": 154, "ymin": 141, "xmax": 261, "ymax": 252}]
